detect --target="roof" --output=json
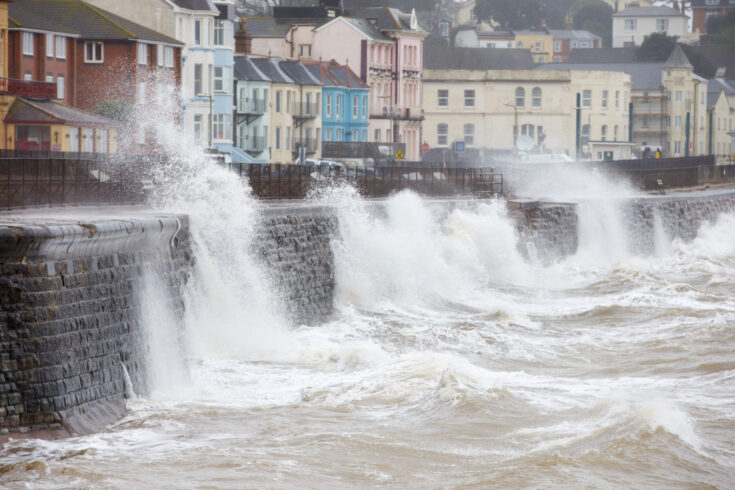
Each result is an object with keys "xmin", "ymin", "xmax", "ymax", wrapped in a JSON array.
[
  {"xmin": 613, "ymin": 6, "xmax": 687, "ymax": 17},
  {"xmin": 327, "ymin": 64, "xmax": 367, "ymax": 89},
  {"xmin": 171, "ymin": 0, "xmax": 217, "ymax": 13},
  {"xmin": 249, "ymin": 57, "xmax": 293, "ymax": 84},
  {"xmin": 244, "ymin": 16, "xmax": 326, "ymax": 38},
  {"xmin": 476, "ymin": 30, "xmax": 514, "ymax": 39},
  {"xmin": 302, "ymin": 61, "xmax": 368, "ymax": 89},
  {"xmin": 536, "ymin": 62, "xmax": 663, "ymax": 90},
  {"xmin": 549, "ymin": 29, "xmax": 602, "ymax": 42},
  {"xmin": 5, "ymin": 97, "xmax": 116, "ymax": 126},
  {"xmin": 303, "ymin": 62, "xmax": 340, "ymax": 87},
  {"xmin": 707, "ymin": 77, "xmax": 735, "ymax": 109},
  {"xmin": 353, "ymin": 6, "xmax": 428, "ymax": 34},
  {"xmin": 279, "ymin": 60, "xmax": 322, "ymax": 85},
  {"xmin": 663, "ymin": 44, "xmax": 693, "ymax": 70},
  {"xmin": 569, "ymin": 47, "xmax": 637, "ymax": 63},
  {"xmin": 233, "ymin": 55, "xmax": 270, "ymax": 82},
  {"xmin": 424, "ymin": 45, "xmax": 535, "ymax": 70},
  {"xmin": 338, "ymin": 16, "xmax": 392, "ymax": 41},
  {"xmin": 9, "ymin": 0, "xmax": 183, "ymax": 45}
]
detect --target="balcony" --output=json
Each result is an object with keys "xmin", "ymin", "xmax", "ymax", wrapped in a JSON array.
[
  {"xmin": 236, "ymin": 98, "xmax": 266, "ymax": 125},
  {"xmin": 404, "ymin": 107, "xmax": 424, "ymax": 121},
  {"xmin": 0, "ymin": 77, "xmax": 57, "ymax": 99},
  {"xmin": 322, "ymin": 141, "xmax": 405, "ymax": 160},
  {"xmin": 292, "ymin": 102, "xmax": 319, "ymax": 127},
  {"xmin": 242, "ymin": 135, "xmax": 266, "ymax": 154},
  {"xmin": 293, "ymin": 139, "xmax": 319, "ymax": 155},
  {"xmin": 370, "ymin": 106, "xmax": 402, "ymax": 119}
]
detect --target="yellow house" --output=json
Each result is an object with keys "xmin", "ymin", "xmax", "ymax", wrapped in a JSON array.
[{"xmin": 514, "ymin": 30, "xmax": 554, "ymax": 64}]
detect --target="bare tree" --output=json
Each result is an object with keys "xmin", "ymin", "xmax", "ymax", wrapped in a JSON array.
[{"xmin": 236, "ymin": 0, "xmax": 317, "ymax": 16}]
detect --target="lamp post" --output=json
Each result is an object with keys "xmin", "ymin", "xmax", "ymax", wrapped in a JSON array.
[{"xmin": 197, "ymin": 92, "xmax": 213, "ymax": 149}]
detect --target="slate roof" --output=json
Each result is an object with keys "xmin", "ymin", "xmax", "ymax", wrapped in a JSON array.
[
  {"xmin": 549, "ymin": 29, "xmax": 602, "ymax": 42},
  {"xmin": 327, "ymin": 64, "xmax": 367, "ymax": 89},
  {"xmin": 424, "ymin": 45, "xmax": 535, "ymax": 70},
  {"xmin": 249, "ymin": 57, "xmax": 293, "ymax": 84},
  {"xmin": 536, "ymin": 62, "xmax": 664, "ymax": 90},
  {"xmin": 234, "ymin": 56, "xmax": 270, "ymax": 82},
  {"xmin": 663, "ymin": 44, "xmax": 693, "ymax": 70},
  {"xmin": 9, "ymin": 0, "xmax": 182, "ymax": 45},
  {"xmin": 5, "ymin": 97, "xmax": 116, "ymax": 126},
  {"xmin": 353, "ymin": 6, "xmax": 428, "ymax": 34},
  {"xmin": 707, "ymin": 77, "xmax": 735, "ymax": 109},
  {"xmin": 171, "ymin": 0, "xmax": 217, "ymax": 12},
  {"xmin": 613, "ymin": 6, "xmax": 687, "ymax": 17},
  {"xmin": 279, "ymin": 61, "xmax": 322, "ymax": 86},
  {"xmin": 338, "ymin": 17, "xmax": 392, "ymax": 41},
  {"xmin": 244, "ymin": 16, "xmax": 326, "ymax": 38},
  {"xmin": 568, "ymin": 47, "xmax": 637, "ymax": 63},
  {"xmin": 303, "ymin": 62, "xmax": 340, "ymax": 87}
]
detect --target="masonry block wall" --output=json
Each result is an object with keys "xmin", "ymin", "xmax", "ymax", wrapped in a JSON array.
[{"xmin": 0, "ymin": 216, "xmax": 191, "ymax": 436}]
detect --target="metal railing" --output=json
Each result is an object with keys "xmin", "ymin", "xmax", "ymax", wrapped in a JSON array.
[
  {"xmin": 293, "ymin": 139, "xmax": 319, "ymax": 154},
  {"xmin": 229, "ymin": 163, "xmax": 503, "ymax": 199},
  {"xmin": 0, "ymin": 77, "xmax": 57, "ymax": 98},
  {"xmin": 237, "ymin": 98, "xmax": 266, "ymax": 114},
  {"xmin": 292, "ymin": 102, "xmax": 319, "ymax": 117}
]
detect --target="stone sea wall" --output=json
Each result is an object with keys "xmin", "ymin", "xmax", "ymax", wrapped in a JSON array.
[
  {"xmin": 509, "ymin": 202, "xmax": 579, "ymax": 262},
  {"xmin": 0, "ymin": 216, "xmax": 190, "ymax": 437}
]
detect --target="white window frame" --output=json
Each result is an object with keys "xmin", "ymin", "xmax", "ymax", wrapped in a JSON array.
[
  {"xmin": 515, "ymin": 87, "xmax": 525, "ymax": 107},
  {"xmin": 353, "ymin": 95, "xmax": 358, "ymax": 118},
  {"xmin": 438, "ymin": 89, "xmax": 448, "ymax": 107},
  {"xmin": 46, "ymin": 34, "xmax": 54, "ymax": 58},
  {"xmin": 463, "ymin": 123, "xmax": 474, "ymax": 146},
  {"xmin": 437, "ymin": 123, "xmax": 448, "ymax": 146},
  {"xmin": 23, "ymin": 32, "xmax": 34, "ymax": 56},
  {"xmin": 214, "ymin": 19, "xmax": 225, "ymax": 46},
  {"xmin": 57, "ymin": 75, "xmax": 65, "ymax": 99},
  {"xmin": 214, "ymin": 66, "xmax": 224, "ymax": 92},
  {"xmin": 157, "ymin": 44, "xmax": 164, "ymax": 66},
  {"xmin": 164, "ymin": 46, "xmax": 174, "ymax": 67},
  {"xmin": 84, "ymin": 41, "xmax": 104, "ymax": 63},
  {"xmin": 624, "ymin": 19, "xmax": 637, "ymax": 32},
  {"xmin": 55, "ymin": 36, "xmax": 67, "ymax": 59},
  {"xmin": 602, "ymin": 90, "xmax": 608, "ymax": 108},
  {"xmin": 138, "ymin": 42, "xmax": 148, "ymax": 65},
  {"xmin": 554, "ymin": 40, "xmax": 561, "ymax": 53},
  {"xmin": 326, "ymin": 93, "xmax": 332, "ymax": 117},
  {"xmin": 582, "ymin": 90, "xmax": 591, "ymax": 108},
  {"xmin": 656, "ymin": 18, "xmax": 669, "ymax": 32},
  {"xmin": 464, "ymin": 89, "xmax": 475, "ymax": 108},
  {"xmin": 532, "ymin": 87, "xmax": 542, "ymax": 108}
]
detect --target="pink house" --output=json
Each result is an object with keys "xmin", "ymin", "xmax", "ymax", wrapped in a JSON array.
[{"xmin": 313, "ymin": 8, "xmax": 427, "ymax": 161}]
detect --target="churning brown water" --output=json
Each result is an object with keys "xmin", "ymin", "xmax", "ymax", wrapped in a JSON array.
[{"xmin": 2, "ymin": 189, "xmax": 735, "ymax": 489}]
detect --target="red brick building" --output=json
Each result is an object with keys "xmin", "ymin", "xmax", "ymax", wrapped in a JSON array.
[
  {"xmin": 8, "ymin": 0, "xmax": 183, "ymax": 113},
  {"xmin": 691, "ymin": 0, "xmax": 735, "ymax": 34}
]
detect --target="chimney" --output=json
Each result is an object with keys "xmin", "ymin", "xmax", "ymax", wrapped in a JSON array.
[{"xmin": 235, "ymin": 18, "xmax": 253, "ymax": 54}]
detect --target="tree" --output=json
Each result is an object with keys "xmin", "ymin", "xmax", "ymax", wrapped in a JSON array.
[
  {"xmin": 572, "ymin": 1, "xmax": 612, "ymax": 47},
  {"xmin": 635, "ymin": 32, "xmax": 677, "ymax": 61},
  {"xmin": 474, "ymin": 0, "xmax": 546, "ymax": 30},
  {"xmin": 706, "ymin": 10, "xmax": 735, "ymax": 44}
]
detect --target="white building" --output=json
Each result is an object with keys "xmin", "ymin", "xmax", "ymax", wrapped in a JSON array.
[{"xmin": 612, "ymin": 6, "xmax": 688, "ymax": 47}]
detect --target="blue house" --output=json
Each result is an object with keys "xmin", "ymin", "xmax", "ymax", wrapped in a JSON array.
[{"xmin": 304, "ymin": 61, "xmax": 369, "ymax": 144}]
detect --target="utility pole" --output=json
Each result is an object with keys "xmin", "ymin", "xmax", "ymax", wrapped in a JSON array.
[{"xmin": 576, "ymin": 93, "xmax": 581, "ymax": 160}]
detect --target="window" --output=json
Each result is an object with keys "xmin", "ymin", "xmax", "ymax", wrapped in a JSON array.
[
  {"xmin": 463, "ymin": 123, "xmax": 474, "ymax": 146},
  {"xmin": 582, "ymin": 90, "xmax": 591, "ymax": 107},
  {"xmin": 521, "ymin": 124, "xmax": 534, "ymax": 138},
  {"xmin": 439, "ymin": 22, "xmax": 449, "ymax": 37},
  {"xmin": 437, "ymin": 123, "xmax": 448, "ymax": 146},
  {"xmin": 214, "ymin": 66, "xmax": 224, "ymax": 92},
  {"xmin": 326, "ymin": 94, "xmax": 332, "ymax": 117},
  {"xmin": 674, "ymin": 140, "xmax": 681, "ymax": 153},
  {"xmin": 353, "ymin": 95, "xmax": 358, "ymax": 118},
  {"xmin": 362, "ymin": 96, "xmax": 367, "ymax": 117},
  {"xmin": 286, "ymin": 127, "xmax": 291, "ymax": 148},
  {"xmin": 194, "ymin": 64, "xmax": 202, "ymax": 95},
  {"xmin": 212, "ymin": 114, "xmax": 230, "ymax": 140},
  {"xmin": 362, "ymin": 129, "xmax": 367, "ymax": 142},
  {"xmin": 438, "ymin": 89, "xmax": 448, "ymax": 107},
  {"xmin": 46, "ymin": 34, "xmax": 54, "ymax": 57},
  {"xmin": 85, "ymin": 41, "xmax": 103, "ymax": 63},
  {"xmin": 582, "ymin": 124, "xmax": 590, "ymax": 145},
  {"xmin": 535, "ymin": 42, "xmax": 541, "ymax": 53},
  {"xmin": 214, "ymin": 20, "xmax": 225, "ymax": 45},
  {"xmin": 625, "ymin": 19, "xmax": 637, "ymax": 32},
  {"xmin": 335, "ymin": 94, "xmax": 341, "ymax": 115},
  {"xmin": 57, "ymin": 75, "xmax": 64, "ymax": 99},
  {"xmin": 98, "ymin": 129, "xmax": 108, "ymax": 154},
  {"xmin": 675, "ymin": 90, "xmax": 682, "ymax": 102},
  {"xmin": 194, "ymin": 114, "xmax": 202, "ymax": 144},
  {"xmin": 675, "ymin": 115, "xmax": 682, "ymax": 127},
  {"xmin": 335, "ymin": 128, "xmax": 341, "ymax": 142},
  {"xmin": 195, "ymin": 20, "xmax": 201, "ymax": 45},
  {"xmin": 138, "ymin": 43, "xmax": 148, "ymax": 65},
  {"xmin": 55, "ymin": 36, "xmax": 66, "ymax": 59},
  {"xmin": 554, "ymin": 40, "xmax": 561, "ymax": 53},
  {"xmin": 164, "ymin": 47, "xmax": 174, "ymax": 67},
  {"xmin": 656, "ymin": 18, "xmax": 669, "ymax": 32},
  {"xmin": 157, "ymin": 44, "xmax": 164, "ymax": 66},
  {"xmin": 602, "ymin": 90, "xmax": 608, "ymax": 108},
  {"xmin": 515, "ymin": 87, "xmax": 525, "ymax": 107},
  {"xmin": 46, "ymin": 73, "xmax": 53, "ymax": 83},
  {"xmin": 601, "ymin": 125, "xmax": 607, "ymax": 141},
  {"xmin": 22, "ymin": 32, "xmax": 34, "ymax": 56},
  {"xmin": 276, "ymin": 90, "xmax": 281, "ymax": 113},
  {"xmin": 464, "ymin": 89, "xmax": 475, "ymax": 107},
  {"xmin": 325, "ymin": 128, "xmax": 332, "ymax": 141},
  {"xmin": 375, "ymin": 129, "xmax": 380, "ymax": 141},
  {"xmin": 24, "ymin": 72, "xmax": 32, "ymax": 81},
  {"xmin": 532, "ymin": 87, "xmax": 541, "ymax": 108},
  {"xmin": 275, "ymin": 127, "xmax": 281, "ymax": 150},
  {"xmin": 642, "ymin": 116, "xmax": 649, "ymax": 128},
  {"xmin": 615, "ymin": 90, "xmax": 620, "ymax": 108},
  {"xmin": 299, "ymin": 44, "xmax": 311, "ymax": 57}
]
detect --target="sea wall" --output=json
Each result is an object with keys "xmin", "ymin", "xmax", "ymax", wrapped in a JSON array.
[
  {"xmin": 0, "ymin": 215, "xmax": 190, "ymax": 437},
  {"xmin": 509, "ymin": 202, "xmax": 579, "ymax": 262}
]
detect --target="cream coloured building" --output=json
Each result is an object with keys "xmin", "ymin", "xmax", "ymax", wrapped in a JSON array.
[
  {"xmin": 612, "ymin": 6, "xmax": 688, "ymax": 47},
  {"xmin": 423, "ymin": 68, "xmax": 633, "ymax": 159}
]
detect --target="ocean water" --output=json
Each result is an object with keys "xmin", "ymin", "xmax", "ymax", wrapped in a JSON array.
[{"xmin": 2, "ymin": 185, "xmax": 735, "ymax": 489}]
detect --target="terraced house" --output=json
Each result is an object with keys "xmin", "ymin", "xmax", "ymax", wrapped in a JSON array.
[{"xmin": 7, "ymin": 0, "xmax": 183, "ymax": 151}]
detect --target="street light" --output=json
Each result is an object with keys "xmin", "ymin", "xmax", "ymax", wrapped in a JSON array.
[{"xmin": 197, "ymin": 92, "xmax": 213, "ymax": 149}]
